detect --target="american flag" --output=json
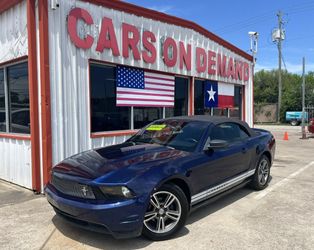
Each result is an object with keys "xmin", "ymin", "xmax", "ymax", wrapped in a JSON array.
[{"xmin": 116, "ymin": 66, "xmax": 175, "ymax": 107}]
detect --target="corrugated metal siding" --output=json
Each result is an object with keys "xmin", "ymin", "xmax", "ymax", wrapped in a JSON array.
[
  {"xmin": 92, "ymin": 135, "xmax": 131, "ymax": 149},
  {"xmin": 49, "ymin": 0, "xmax": 91, "ymax": 165},
  {"xmin": 0, "ymin": 1, "xmax": 31, "ymax": 188},
  {"xmin": 48, "ymin": 0, "xmax": 253, "ymax": 165},
  {"xmin": 0, "ymin": 138, "xmax": 32, "ymax": 188},
  {"xmin": 0, "ymin": 0, "xmax": 28, "ymax": 64}
]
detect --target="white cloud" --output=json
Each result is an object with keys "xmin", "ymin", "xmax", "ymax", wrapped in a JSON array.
[
  {"xmin": 254, "ymin": 63, "xmax": 274, "ymax": 72},
  {"xmin": 147, "ymin": 5, "xmax": 173, "ymax": 13}
]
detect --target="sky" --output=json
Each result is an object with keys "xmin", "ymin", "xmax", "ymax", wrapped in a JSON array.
[{"xmin": 125, "ymin": 0, "xmax": 314, "ymax": 74}]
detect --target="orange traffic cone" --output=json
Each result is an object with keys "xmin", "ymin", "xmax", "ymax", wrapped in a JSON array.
[{"xmin": 283, "ymin": 131, "xmax": 289, "ymax": 140}]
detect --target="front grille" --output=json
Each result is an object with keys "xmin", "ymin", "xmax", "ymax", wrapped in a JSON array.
[{"xmin": 51, "ymin": 172, "xmax": 95, "ymax": 199}]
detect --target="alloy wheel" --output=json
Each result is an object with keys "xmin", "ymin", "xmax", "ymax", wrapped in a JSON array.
[
  {"xmin": 144, "ymin": 191, "xmax": 181, "ymax": 234},
  {"xmin": 258, "ymin": 159, "xmax": 269, "ymax": 185}
]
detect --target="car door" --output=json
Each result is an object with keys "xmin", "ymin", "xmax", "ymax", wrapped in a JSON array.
[{"xmin": 189, "ymin": 122, "xmax": 252, "ymax": 200}]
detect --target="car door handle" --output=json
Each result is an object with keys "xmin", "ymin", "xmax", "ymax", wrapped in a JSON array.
[{"xmin": 242, "ymin": 147, "xmax": 247, "ymax": 153}]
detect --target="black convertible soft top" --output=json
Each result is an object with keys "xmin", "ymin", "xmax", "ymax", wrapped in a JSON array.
[{"xmin": 162, "ymin": 115, "xmax": 257, "ymax": 137}]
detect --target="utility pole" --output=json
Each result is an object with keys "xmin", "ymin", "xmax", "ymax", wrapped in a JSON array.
[
  {"xmin": 301, "ymin": 57, "xmax": 306, "ymax": 139},
  {"xmin": 277, "ymin": 11, "xmax": 283, "ymax": 123},
  {"xmin": 248, "ymin": 31, "xmax": 259, "ymax": 65}
]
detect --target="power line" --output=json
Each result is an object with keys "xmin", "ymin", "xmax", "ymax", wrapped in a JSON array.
[
  {"xmin": 281, "ymin": 53, "xmax": 287, "ymax": 71},
  {"xmin": 212, "ymin": 1, "xmax": 314, "ymax": 35}
]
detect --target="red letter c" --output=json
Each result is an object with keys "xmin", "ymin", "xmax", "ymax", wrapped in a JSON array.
[{"xmin": 67, "ymin": 8, "xmax": 94, "ymax": 49}]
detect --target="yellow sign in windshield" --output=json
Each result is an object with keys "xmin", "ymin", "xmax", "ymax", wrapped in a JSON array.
[{"xmin": 146, "ymin": 124, "xmax": 166, "ymax": 131}]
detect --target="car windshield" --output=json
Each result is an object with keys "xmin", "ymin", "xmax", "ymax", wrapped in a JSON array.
[{"xmin": 128, "ymin": 119, "xmax": 208, "ymax": 152}]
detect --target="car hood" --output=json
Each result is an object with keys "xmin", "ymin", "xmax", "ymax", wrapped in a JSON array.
[{"xmin": 52, "ymin": 142, "xmax": 188, "ymax": 181}]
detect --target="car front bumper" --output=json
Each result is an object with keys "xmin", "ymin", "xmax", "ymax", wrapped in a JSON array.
[{"xmin": 45, "ymin": 184, "xmax": 147, "ymax": 239}]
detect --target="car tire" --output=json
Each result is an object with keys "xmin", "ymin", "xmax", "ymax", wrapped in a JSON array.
[
  {"xmin": 250, "ymin": 155, "xmax": 271, "ymax": 190},
  {"xmin": 142, "ymin": 184, "xmax": 189, "ymax": 241},
  {"xmin": 290, "ymin": 120, "xmax": 298, "ymax": 126}
]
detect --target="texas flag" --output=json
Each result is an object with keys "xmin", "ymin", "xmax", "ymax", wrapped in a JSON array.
[{"xmin": 204, "ymin": 81, "xmax": 234, "ymax": 108}]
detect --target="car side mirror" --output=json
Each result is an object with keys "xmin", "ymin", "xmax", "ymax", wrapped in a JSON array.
[{"xmin": 204, "ymin": 139, "xmax": 228, "ymax": 151}]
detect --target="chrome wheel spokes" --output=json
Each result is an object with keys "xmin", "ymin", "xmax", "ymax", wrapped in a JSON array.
[
  {"xmin": 165, "ymin": 210, "xmax": 180, "ymax": 222},
  {"xmin": 156, "ymin": 216, "xmax": 165, "ymax": 231},
  {"xmin": 144, "ymin": 191, "xmax": 181, "ymax": 234},
  {"xmin": 150, "ymin": 194, "xmax": 161, "ymax": 209},
  {"xmin": 258, "ymin": 159, "xmax": 269, "ymax": 185},
  {"xmin": 164, "ymin": 193, "xmax": 176, "ymax": 208},
  {"xmin": 144, "ymin": 211, "xmax": 157, "ymax": 222}
]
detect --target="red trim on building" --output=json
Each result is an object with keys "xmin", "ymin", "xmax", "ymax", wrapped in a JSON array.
[
  {"xmin": 83, "ymin": 0, "xmax": 253, "ymax": 62},
  {"xmin": 39, "ymin": 0, "xmax": 52, "ymax": 186},
  {"xmin": 0, "ymin": 133, "xmax": 31, "ymax": 140},
  {"xmin": 189, "ymin": 77, "xmax": 194, "ymax": 115},
  {"xmin": 91, "ymin": 130, "xmax": 138, "ymax": 138},
  {"xmin": 242, "ymin": 87, "xmax": 246, "ymax": 121},
  {"xmin": 252, "ymin": 65, "xmax": 254, "ymax": 127},
  {"xmin": 0, "ymin": 56, "xmax": 28, "ymax": 67},
  {"xmin": 27, "ymin": 0, "xmax": 41, "ymax": 192},
  {"xmin": 0, "ymin": 0, "xmax": 23, "ymax": 14}
]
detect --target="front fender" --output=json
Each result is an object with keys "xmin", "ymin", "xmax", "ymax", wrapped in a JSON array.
[{"xmin": 127, "ymin": 164, "xmax": 191, "ymax": 208}]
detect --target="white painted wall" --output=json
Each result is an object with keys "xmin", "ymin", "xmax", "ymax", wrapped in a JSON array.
[
  {"xmin": 0, "ymin": 1, "xmax": 32, "ymax": 189},
  {"xmin": 0, "ymin": 1, "xmax": 28, "ymax": 64},
  {"xmin": 0, "ymin": 138, "xmax": 32, "ymax": 189}
]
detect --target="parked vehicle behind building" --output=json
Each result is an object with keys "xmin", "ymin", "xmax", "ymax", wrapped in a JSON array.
[
  {"xmin": 285, "ymin": 111, "xmax": 308, "ymax": 126},
  {"xmin": 308, "ymin": 118, "xmax": 314, "ymax": 133}
]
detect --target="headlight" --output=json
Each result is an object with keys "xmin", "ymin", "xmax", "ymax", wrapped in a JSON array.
[{"xmin": 99, "ymin": 186, "xmax": 135, "ymax": 199}]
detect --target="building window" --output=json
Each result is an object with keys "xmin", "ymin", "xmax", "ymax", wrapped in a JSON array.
[
  {"xmin": 194, "ymin": 80, "xmax": 242, "ymax": 119},
  {"xmin": 229, "ymin": 86, "xmax": 243, "ymax": 120},
  {"xmin": 0, "ymin": 69, "xmax": 5, "ymax": 132},
  {"xmin": 90, "ymin": 63, "xmax": 191, "ymax": 134},
  {"xmin": 8, "ymin": 63, "xmax": 30, "ymax": 134},
  {"xmin": 134, "ymin": 107, "xmax": 162, "ymax": 129},
  {"xmin": 0, "ymin": 61, "xmax": 30, "ymax": 134},
  {"xmin": 194, "ymin": 79, "xmax": 211, "ymax": 115},
  {"xmin": 166, "ymin": 77, "xmax": 189, "ymax": 117},
  {"xmin": 90, "ymin": 64, "xmax": 131, "ymax": 132}
]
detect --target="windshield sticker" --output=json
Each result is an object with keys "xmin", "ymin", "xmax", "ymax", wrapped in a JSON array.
[{"xmin": 146, "ymin": 124, "xmax": 167, "ymax": 131}]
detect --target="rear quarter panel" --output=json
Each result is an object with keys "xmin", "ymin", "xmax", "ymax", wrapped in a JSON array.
[{"xmin": 252, "ymin": 129, "xmax": 276, "ymax": 166}]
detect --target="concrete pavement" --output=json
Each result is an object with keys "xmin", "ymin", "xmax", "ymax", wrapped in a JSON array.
[{"xmin": 1, "ymin": 125, "xmax": 314, "ymax": 249}]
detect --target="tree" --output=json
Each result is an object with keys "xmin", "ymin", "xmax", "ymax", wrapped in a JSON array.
[{"xmin": 254, "ymin": 69, "xmax": 314, "ymax": 122}]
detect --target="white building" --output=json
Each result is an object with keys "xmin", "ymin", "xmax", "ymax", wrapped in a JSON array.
[{"xmin": 0, "ymin": 0, "xmax": 254, "ymax": 192}]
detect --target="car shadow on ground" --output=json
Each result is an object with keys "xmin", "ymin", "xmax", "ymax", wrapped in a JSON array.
[{"xmin": 51, "ymin": 182, "xmax": 266, "ymax": 249}]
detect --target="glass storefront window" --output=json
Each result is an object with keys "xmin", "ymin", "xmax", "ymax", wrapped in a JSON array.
[
  {"xmin": 166, "ymin": 77, "xmax": 189, "ymax": 117},
  {"xmin": 194, "ymin": 79, "xmax": 211, "ymax": 115},
  {"xmin": 213, "ymin": 108, "xmax": 228, "ymax": 117},
  {"xmin": 0, "ymin": 69, "xmax": 5, "ymax": 132},
  {"xmin": 229, "ymin": 86, "xmax": 243, "ymax": 120},
  {"xmin": 134, "ymin": 107, "xmax": 163, "ymax": 129},
  {"xmin": 194, "ymin": 80, "xmax": 242, "ymax": 120},
  {"xmin": 90, "ymin": 64, "xmax": 131, "ymax": 132},
  {"xmin": 8, "ymin": 62, "xmax": 30, "ymax": 134}
]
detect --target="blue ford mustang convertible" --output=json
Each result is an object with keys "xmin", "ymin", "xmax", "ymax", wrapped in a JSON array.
[{"xmin": 45, "ymin": 116, "xmax": 275, "ymax": 240}]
